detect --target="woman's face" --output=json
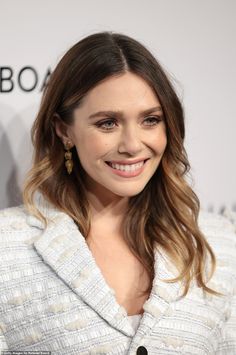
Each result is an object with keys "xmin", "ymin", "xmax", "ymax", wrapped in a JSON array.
[{"xmin": 59, "ymin": 72, "xmax": 167, "ymax": 199}]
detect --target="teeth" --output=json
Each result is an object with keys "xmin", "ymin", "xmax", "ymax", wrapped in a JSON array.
[{"xmin": 110, "ymin": 161, "xmax": 144, "ymax": 172}]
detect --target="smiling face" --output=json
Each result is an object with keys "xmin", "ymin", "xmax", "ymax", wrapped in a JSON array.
[{"xmin": 56, "ymin": 72, "xmax": 167, "ymax": 200}]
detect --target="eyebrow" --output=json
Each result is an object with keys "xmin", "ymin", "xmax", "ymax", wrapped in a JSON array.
[{"xmin": 88, "ymin": 106, "xmax": 163, "ymax": 119}]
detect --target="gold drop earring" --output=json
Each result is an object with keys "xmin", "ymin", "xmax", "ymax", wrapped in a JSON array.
[{"xmin": 64, "ymin": 141, "xmax": 73, "ymax": 174}]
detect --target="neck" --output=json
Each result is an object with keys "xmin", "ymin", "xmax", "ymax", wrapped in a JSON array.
[
  {"xmin": 86, "ymin": 189, "xmax": 129, "ymax": 237},
  {"xmin": 87, "ymin": 190, "xmax": 128, "ymax": 218}
]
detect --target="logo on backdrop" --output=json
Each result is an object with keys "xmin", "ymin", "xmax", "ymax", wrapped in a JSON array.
[{"xmin": 0, "ymin": 66, "xmax": 51, "ymax": 93}]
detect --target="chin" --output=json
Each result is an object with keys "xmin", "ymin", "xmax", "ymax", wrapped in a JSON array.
[{"xmin": 113, "ymin": 186, "xmax": 147, "ymax": 198}]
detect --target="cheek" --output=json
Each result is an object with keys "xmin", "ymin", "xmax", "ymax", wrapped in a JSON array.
[
  {"xmin": 74, "ymin": 133, "xmax": 112, "ymax": 161},
  {"xmin": 148, "ymin": 131, "xmax": 167, "ymax": 154}
]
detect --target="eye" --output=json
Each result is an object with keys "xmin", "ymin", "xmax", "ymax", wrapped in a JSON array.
[
  {"xmin": 95, "ymin": 118, "xmax": 117, "ymax": 131},
  {"xmin": 143, "ymin": 115, "xmax": 163, "ymax": 126}
]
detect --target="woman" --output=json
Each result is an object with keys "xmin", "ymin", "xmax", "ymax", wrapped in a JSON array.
[{"xmin": 0, "ymin": 32, "xmax": 235, "ymax": 354}]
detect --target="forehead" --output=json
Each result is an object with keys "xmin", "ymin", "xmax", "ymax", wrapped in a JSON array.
[{"xmin": 80, "ymin": 72, "xmax": 160, "ymax": 110}]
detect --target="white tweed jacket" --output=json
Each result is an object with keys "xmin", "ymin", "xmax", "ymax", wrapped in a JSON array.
[{"xmin": 0, "ymin": 204, "xmax": 235, "ymax": 355}]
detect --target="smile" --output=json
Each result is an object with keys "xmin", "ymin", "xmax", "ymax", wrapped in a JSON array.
[
  {"xmin": 105, "ymin": 159, "xmax": 148, "ymax": 178},
  {"xmin": 107, "ymin": 161, "xmax": 144, "ymax": 172}
]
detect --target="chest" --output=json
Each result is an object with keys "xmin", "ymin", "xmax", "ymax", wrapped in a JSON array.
[
  {"xmin": 1, "ymin": 220, "xmax": 232, "ymax": 354},
  {"xmin": 0, "ymin": 271, "xmax": 228, "ymax": 354},
  {"xmin": 86, "ymin": 235, "xmax": 151, "ymax": 315}
]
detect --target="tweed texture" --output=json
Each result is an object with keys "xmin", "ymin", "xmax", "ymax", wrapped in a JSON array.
[{"xmin": 0, "ymin": 204, "xmax": 235, "ymax": 354}]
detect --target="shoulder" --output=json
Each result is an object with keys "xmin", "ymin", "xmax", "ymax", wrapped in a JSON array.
[
  {"xmin": 198, "ymin": 209, "xmax": 236, "ymax": 232},
  {"xmin": 0, "ymin": 203, "xmax": 72, "ymax": 250},
  {"xmin": 198, "ymin": 209, "xmax": 236, "ymax": 295},
  {"xmin": 198, "ymin": 209, "xmax": 236, "ymax": 250},
  {"xmin": 0, "ymin": 205, "xmax": 32, "ymax": 234},
  {"xmin": 0, "ymin": 205, "xmax": 44, "ymax": 255}
]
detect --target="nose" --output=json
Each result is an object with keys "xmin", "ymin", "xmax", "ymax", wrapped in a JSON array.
[{"xmin": 118, "ymin": 125, "xmax": 143, "ymax": 155}]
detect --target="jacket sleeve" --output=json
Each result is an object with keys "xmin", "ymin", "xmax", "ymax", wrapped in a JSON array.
[
  {"xmin": 216, "ymin": 209, "xmax": 236, "ymax": 354},
  {"xmin": 0, "ymin": 328, "xmax": 8, "ymax": 352},
  {"xmin": 216, "ymin": 293, "xmax": 236, "ymax": 354}
]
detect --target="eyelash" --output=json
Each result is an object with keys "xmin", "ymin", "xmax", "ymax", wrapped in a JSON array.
[
  {"xmin": 144, "ymin": 116, "xmax": 163, "ymax": 126},
  {"xmin": 95, "ymin": 116, "xmax": 163, "ymax": 131}
]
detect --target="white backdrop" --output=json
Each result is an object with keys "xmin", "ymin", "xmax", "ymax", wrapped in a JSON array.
[{"xmin": 0, "ymin": 0, "xmax": 235, "ymax": 212}]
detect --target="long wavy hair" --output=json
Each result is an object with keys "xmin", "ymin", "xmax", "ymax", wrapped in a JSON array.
[{"xmin": 23, "ymin": 31, "xmax": 221, "ymax": 298}]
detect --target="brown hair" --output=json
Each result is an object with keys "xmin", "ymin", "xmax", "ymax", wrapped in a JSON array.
[{"xmin": 23, "ymin": 31, "xmax": 221, "ymax": 298}]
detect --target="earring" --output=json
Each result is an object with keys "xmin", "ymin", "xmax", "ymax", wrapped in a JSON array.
[{"xmin": 64, "ymin": 141, "xmax": 73, "ymax": 174}]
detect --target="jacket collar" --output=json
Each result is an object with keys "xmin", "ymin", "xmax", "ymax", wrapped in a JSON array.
[{"xmin": 28, "ymin": 202, "xmax": 183, "ymax": 337}]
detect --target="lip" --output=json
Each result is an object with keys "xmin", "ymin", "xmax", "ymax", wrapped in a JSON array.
[
  {"xmin": 105, "ymin": 159, "xmax": 148, "ymax": 178},
  {"xmin": 106, "ymin": 158, "xmax": 149, "ymax": 165}
]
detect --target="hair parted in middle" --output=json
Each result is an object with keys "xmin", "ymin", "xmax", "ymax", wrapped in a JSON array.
[{"xmin": 23, "ymin": 31, "xmax": 221, "ymax": 298}]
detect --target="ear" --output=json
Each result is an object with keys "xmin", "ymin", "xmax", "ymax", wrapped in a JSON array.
[{"xmin": 53, "ymin": 114, "xmax": 73, "ymax": 146}]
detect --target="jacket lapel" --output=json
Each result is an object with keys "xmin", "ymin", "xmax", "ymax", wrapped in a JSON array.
[
  {"xmin": 137, "ymin": 246, "xmax": 183, "ymax": 336},
  {"xmin": 30, "ymin": 208, "xmax": 134, "ymax": 337},
  {"xmin": 28, "ymin": 205, "xmax": 182, "ymax": 337}
]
